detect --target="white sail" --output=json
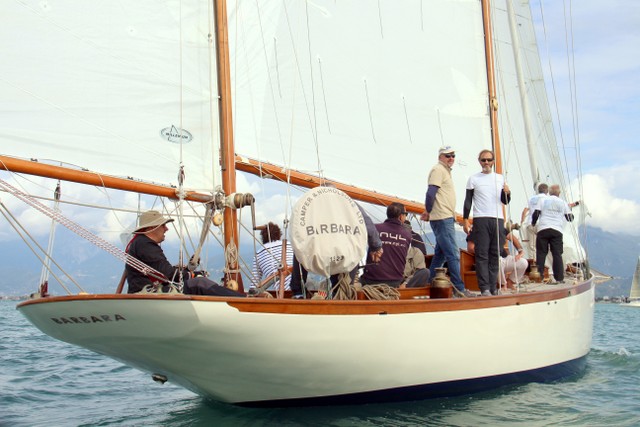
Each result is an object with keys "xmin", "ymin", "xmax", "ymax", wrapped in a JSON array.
[
  {"xmin": 228, "ymin": 1, "xmax": 492, "ymax": 204},
  {"xmin": 1, "ymin": 1, "xmax": 221, "ymax": 191},
  {"xmin": 490, "ymin": 0, "xmax": 586, "ymax": 264},
  {"xmin": 227, "ymin": 1, "xmax": 582, "ymax": 222},
  {"xmin": 631, "ymin": 256, "xmax": 640, "ymax": 300}
]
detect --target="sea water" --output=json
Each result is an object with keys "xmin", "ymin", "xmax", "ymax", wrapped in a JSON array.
[{"xmin": 1, "ymin": 301, "xmax": 639, "ymax": 427}]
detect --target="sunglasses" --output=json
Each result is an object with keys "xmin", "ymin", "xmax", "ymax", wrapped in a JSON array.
[
  {"xmin": 444, "ymin": 154, "xmax": 456, "ymax": 159},
  {"xmin": 479, "ymin": 158, "xmax": 494, "ymax": 163}
]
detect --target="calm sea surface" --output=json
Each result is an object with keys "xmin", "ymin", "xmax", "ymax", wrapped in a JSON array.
[{"xmin": 1, "ymin": 301, "xmax": 639, "ymax": 427}]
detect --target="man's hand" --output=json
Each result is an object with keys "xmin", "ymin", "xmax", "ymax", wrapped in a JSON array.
[
  {"xmin": 420, "ymin": 211, "xmax": 430, "ymax": 221},
  {"xmin": 463, "ymin": 219, "xmax": 471, "ymax": 235},
  {"xmin": 370, "ymin": 247, "xmax": 384, "ymax": 263}
]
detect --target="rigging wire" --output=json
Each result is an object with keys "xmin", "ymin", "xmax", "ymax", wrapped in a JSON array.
[
  {"xmin": 0, "ymin": 201, "xmax": 80, "ymax": 294},
  {"xmin": 536, "ymin": 0, "xmax": 587, "ymax": 261},
  {"xmin": 0, "ymin": 178, "xmax": 171, "ymax": 285}
]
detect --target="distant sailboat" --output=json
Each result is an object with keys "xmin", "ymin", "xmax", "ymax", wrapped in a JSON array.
[
  {"xmin": 2, "ymin": 0, "xmax": 595, "ymax": 406},
  {"xmin": 622, "ymin": 257, "xmax": 640, "ymax": 307}
]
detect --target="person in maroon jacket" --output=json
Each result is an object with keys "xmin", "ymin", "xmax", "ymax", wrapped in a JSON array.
[
  {"xmin": 125, "ymin": 210, "xmax": 244, "ymax": 297},
  {"xmin": 360, "ymin": 203, "xmax": 412, "ymax": 287}
]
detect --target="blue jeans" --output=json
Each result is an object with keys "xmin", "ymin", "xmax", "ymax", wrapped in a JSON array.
[{"xmin": 429, "ymin": 217, "xmax": 464, "ymax": 291}]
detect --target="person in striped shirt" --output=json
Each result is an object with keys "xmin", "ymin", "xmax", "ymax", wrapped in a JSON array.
[{"xmin": 251, "ymin": 222, "xmax": 294, "ymax": 292}]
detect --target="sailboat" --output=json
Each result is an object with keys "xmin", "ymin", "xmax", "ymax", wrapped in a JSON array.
[
  {"xmin": 2, "ymin": 0, "xmax": 594, "ymax": 407},
  {"xmin": 622, "ymin": 256, "xmax": 640, "ymax": 307}
]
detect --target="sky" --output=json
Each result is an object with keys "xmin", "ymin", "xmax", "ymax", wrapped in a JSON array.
[
  {"xmin": 1, "ymin": 0, "xmax": 639, "ymax": 262},
  {"xmin": 529, "ymin": 1, "xmax": 640, "ymax": 235}
]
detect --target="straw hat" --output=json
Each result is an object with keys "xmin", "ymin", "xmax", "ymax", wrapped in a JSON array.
[{"xmin": 133, "ymin": 210, "xmax": 174, "ymax": 233}]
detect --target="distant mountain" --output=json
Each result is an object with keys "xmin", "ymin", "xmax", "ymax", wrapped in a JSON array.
[
  {"xmin": 0, "ymin": 225, "xmax": 636, "ymax": 298},
  {"xmin": 581, "ymin": 226, "xmax": 639, "ymax": 298}
]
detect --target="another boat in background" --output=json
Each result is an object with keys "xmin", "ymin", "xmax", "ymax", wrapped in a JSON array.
[{"xmin": 622, "ymin": 256, "xmax": 640, "ymax": 307}]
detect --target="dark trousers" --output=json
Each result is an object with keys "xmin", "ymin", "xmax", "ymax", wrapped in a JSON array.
[
  {"xmin": 290, "ymin": 256, "xmax": 358, "ymax": 297},
  {"xmin": 184, "ymin": 277, "xmax": 246, "ymax": 297},
  {"xmin": 536, "ymin": 228, "xmax": 564, "ymax": 282},
  {"xmin": 406, "ymin": 268, "xmax": 431, "ymax": 288},
  {"xmin": 473, "ymin": 217, "xmax": 505, "ymax": 294}
]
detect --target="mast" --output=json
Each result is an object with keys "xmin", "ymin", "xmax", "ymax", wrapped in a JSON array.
[
  {"xmin": 481, "ymin": 0, "xmax": 504, "ymax": 174},
  {"xmin": 213, "ymin": 0, "xmax": 243, "ymax": 290},
  {"xmin": 506, "ymin": 0, "xmax": 540, "ymax": 187}
]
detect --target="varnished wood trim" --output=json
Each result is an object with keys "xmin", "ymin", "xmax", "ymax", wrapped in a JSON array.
[
  {"xmin": 17, "ymin": 278, "xmax": 593, "ymax": 315},
  {"xmin": 0, "ymin": 156, "xmax": 213, "ymax": 203}
]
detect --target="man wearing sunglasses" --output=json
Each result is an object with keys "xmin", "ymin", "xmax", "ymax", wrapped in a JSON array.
[
  {"xmin": 462, "ymin": 149, "xmax": 511, "ymax": 296},
  {"xmin": 421, "ymin": 145, "xmax": 472, "ymax": 297}
]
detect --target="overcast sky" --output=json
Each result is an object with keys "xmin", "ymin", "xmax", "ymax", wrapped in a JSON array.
[{"xmin": 531, "ymin": 1, "xmax": 640, "ymax": 235}]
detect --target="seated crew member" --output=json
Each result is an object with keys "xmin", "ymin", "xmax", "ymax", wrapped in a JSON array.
[
  {"xmin": 360, "ymin": 203, "xmax": 412, "ymax": 287},
  {"xmin": 250, "ymin": 222, "xmax": 294, "ymax": 292},
  {"xmin": 125, "ymin": 210, "xmax": 245, "ymax": 297}
]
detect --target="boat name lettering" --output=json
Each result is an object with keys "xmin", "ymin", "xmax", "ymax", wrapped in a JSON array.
[
  {"xmin": 306, "ymin": 224, "xmax": 362, "ymax": 236},
  {"xmin": 50, "ymin": 314, "xmax": 127, "ymax": 325}
]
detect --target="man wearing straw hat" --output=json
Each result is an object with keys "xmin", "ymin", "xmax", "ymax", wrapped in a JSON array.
[{"xmin": 125, "ymin": 210, "xmax": 245, "ymax": 297}]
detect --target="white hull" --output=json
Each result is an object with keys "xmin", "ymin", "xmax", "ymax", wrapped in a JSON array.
[
  {"xmin": 18, "ymin": 280, "xmax": 594, "ymax": 406},
  {"xmin": 621, "ymin": 300, "xmax": 640, "ymax": 308}
]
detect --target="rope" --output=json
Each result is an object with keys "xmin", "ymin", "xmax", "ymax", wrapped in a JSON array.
[
  {"xmin": 189, "ymin": 203, "xmax": 214, "ymax": 271},
  {"xmin": 331, "ymin": 273, "xmax": 358, "ymax": 300},
  {"xmin": 224, "ymin": 240, "xmax": 240, "ymax": 274},
  {"xmin": 361, "ymin": 284, "xmax": 400, "ymax": 300},
  {"xmin": 0, "ymin": 178, "xmax": 170, "ymax": 284}
]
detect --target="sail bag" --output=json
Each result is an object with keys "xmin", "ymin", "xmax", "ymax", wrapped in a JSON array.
[{"xmin": 290, "ymin": 187, "xmax": 368, "ymax": 277}]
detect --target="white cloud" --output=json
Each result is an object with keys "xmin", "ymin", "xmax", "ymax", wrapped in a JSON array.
[
  {"xmin": 575, "ymin": 173, "xmax": 640, "ymax": 236},
  {"xmin": 531, "ymin": 0, "xmax": 640, "ymax": 238}
]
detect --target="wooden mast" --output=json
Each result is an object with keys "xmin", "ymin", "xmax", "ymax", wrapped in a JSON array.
[
  {"xmin": 213, "ymin": 0, "xmax": 243, "ymax": 291},
  {"xmin": 481, "ymin": 0, "xmax": 503, "ymax": 174}
]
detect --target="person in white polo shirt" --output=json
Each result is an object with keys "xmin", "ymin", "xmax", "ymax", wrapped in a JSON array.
[
  {"xmin": 531, "ymin": 184, "xmax": 575, "ymax": 284},
  {"xmin": 462, "ymin": 149, "xmax": 511, "ymax": 296}
]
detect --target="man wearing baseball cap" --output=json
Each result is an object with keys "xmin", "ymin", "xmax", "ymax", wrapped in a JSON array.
[{"xmin": 422, "ymin": 146, "xmax": 473, "ymax": 297}]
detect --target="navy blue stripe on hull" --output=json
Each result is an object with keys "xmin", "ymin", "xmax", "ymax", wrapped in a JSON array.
[{"xmin": 236, "ymin": 355, "xmax": 587, "ymax": 408}]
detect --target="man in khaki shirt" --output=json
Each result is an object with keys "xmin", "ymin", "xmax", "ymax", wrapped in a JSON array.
[{"xmin": 421, "ymin": 145, "xmax": 471, "ymax": 296}]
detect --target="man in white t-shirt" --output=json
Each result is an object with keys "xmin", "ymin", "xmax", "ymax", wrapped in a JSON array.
[
  {"xmin": 462, "ymin": 149, "xmax": 511, "ymax": 296},
  {"xmin": 532, "ymin": 184, "xmax": 574, "ymax": 284},
  {"xmin": 522, "ymin": 183, "xmax": 549, "ymax": 259}
]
